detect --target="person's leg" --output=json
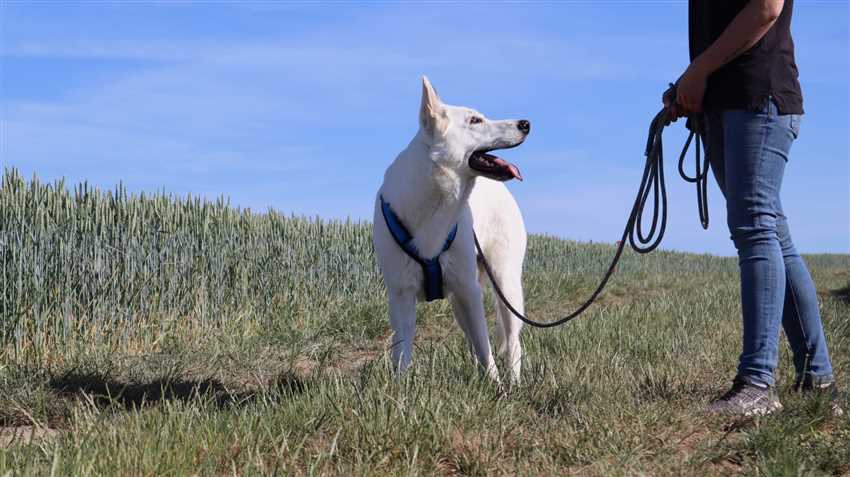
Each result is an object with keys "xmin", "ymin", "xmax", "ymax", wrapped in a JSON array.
[
  {"xmin": 722, "ymin": 99, "xmax": 793, "ymax": 388},
  {"xmin": 703, "ymin": 109, "xmax": 786, "ymax": 416},
  {"xmin": 772, "ymin": 131, "xmax": 835, "ymax": 386}
]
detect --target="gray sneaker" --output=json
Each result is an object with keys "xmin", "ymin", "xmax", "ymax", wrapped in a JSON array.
[
  {"xmin": 799, "ymin": 380, "xmax": 844, "ymax": 417},
  {"xmin": 706, "ymin": 379, "xmax": 782, "ymax": 416}
]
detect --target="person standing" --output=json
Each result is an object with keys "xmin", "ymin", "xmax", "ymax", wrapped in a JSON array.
[{"xmin": 666, "ymin": 0, "xmax": 842, "ymax": 416}]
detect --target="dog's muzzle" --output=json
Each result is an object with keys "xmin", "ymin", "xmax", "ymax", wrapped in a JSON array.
[{"xmin": 468, "ymin": 120, "xmax": 530, "ymax": 182}]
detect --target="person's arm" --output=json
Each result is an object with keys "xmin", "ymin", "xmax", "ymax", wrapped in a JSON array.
[{"xmin": 668, "ymin": 0, "xmax": 786, "ymax": 115}]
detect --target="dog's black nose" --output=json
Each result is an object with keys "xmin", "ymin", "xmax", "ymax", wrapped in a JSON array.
[{"xmin": 517, "ymin": 119, "xmax": 531, "ymax": 134}]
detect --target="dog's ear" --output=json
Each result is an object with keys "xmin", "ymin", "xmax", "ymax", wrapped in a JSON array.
[{"xmin": 420, "ymin": 76, "xmax": 448, "ymax": 135}]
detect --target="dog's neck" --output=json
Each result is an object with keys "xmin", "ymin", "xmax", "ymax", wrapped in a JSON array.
[{"xmin": 381, "ymin": 131, "xmax": 474, "ymax": 258}]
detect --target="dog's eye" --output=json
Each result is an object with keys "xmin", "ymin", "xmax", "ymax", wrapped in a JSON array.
[{"xmin": 469, "ymin": 116, "xmax": 483, "ymax": 125}]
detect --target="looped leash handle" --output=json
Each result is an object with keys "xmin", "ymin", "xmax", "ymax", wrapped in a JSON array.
[
  {"xmin": 677, "ymin": 117, "xmax": 711, "ymax": 229},
  {"xmin": 660, "ymin": 82, "xmax": 710, "ymax": 229}
]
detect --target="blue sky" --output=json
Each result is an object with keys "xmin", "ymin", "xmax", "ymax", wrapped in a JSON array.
[{"xmin": 1, "ymin": 1, "xmax": 848, "ymax": 255}]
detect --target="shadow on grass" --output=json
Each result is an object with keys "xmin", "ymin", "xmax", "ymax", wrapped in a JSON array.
[
  {"xmin": 48, "ymin": 371, "xmax": 306, "ymax": 410},
  {"xmin": 830, "ymin": 282, "xmax": 850, "ymax": 304}
]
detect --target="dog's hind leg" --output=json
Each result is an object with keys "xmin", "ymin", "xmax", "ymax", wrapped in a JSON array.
[
  {"xmin": 491, "ymin": 294, "xmax": 507, "ymax": 356},
  {"xmin": 388, "ymin": 290, "xmax": 417, "ymax": 374},
  {"xmin": 478, "ymin": 261, "xmax": 506, "ymax": 358},
  {"xmin": 449, "ymin": 284, "xmax": 500, "ymax": 384},
  {"xmin": 492, "ymin": 270, "xmax": 524, "ymax": 385}
]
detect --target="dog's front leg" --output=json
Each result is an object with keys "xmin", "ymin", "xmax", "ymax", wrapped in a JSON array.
[
  {"xmin": 388, "ymin": 289, "xmax": 417, "ymax": 374},
  {"xmin": 449, "ymin": 284, "xmax": 500, "ymax": 384}
]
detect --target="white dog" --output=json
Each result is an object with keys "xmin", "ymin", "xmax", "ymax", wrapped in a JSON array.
[{"xmin": 373, "ymin": 77, "xmax": 529, "ymax": 385}]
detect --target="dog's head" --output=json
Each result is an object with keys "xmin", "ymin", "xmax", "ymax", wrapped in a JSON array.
[{"xmin": 418, "ymin": 76, "xmax": 529, "ymax": 182}]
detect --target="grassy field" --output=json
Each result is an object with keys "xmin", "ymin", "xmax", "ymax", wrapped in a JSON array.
[{"xmin": 1, "ymin": 168, "xmax": 848, "ymax": 476}]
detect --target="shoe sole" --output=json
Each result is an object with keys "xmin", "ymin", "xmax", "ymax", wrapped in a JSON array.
[{"xmin": 743, "ymin": 401, "xmax": 782, "ymax": 417}]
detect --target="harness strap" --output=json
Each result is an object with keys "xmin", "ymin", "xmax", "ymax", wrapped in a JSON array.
[{"xmin": 380, "ymin": 195, "xmax": 458, "ymax": 301}]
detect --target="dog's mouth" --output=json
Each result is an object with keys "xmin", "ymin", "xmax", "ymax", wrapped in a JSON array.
[{"xmin": 468, "ymin": 149, "xmax": 523, "ymax": 182}]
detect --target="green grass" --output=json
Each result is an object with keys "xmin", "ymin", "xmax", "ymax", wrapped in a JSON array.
[{"xmin": 1, "ymin": 169, "xmax": 848, "ymax": 476}]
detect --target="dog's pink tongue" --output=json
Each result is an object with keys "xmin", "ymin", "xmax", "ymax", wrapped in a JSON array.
[{"xmin": 492, "ymin": 157, "xmax": 523, "ymax": 181}]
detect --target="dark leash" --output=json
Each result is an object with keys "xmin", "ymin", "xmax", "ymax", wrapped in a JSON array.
[{"xmin": 474, "ymin": 84, "xmax": 711, "ymax": 328}]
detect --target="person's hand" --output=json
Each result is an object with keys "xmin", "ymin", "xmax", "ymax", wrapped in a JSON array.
[
  {"xmin": 676, "ymin": 61, "xmax": 709, "ymax": 115},
  {"xmin": 662, "ymin": 84, "xmax": 682, "ymax": 125}
]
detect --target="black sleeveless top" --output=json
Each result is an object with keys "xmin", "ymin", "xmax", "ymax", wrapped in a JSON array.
[{"xmin": 689, "ymin": 0, "xmax": 803, "ymax": 114}]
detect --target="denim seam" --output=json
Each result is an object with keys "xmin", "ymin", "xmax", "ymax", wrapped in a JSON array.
[
  {"xmin": 786, "ymin": 272, "xmax": 813, "ymax": 377},
  {"xmin": 756, "ymin": 109, "xmax": 780, "ymax": 381}
]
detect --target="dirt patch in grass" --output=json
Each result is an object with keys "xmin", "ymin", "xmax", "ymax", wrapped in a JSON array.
[
  {"xmin": 437, "ymin": 430, "xmax": 489, "ymax": 477},
  {"xmin": 0, "ymin": 426, "xmax": 60, "ymax": 448},
  {"xmin": 332, "ymin": 348, "xmax": 379, "ymax": 373},
  {"xmin": 328, "ymin": 329, "xmax": 394, "ymax": 374}
]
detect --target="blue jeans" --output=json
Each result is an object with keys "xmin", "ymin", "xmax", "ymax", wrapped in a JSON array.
[{"xmin": 704, "ymin": 98, "xmax": 834, "ymax": 388}]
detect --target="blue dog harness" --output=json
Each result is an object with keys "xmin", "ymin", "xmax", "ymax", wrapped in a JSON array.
[{"xmin": 380, "ymin": 195, "xmax": 458, "ymax": 301}]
